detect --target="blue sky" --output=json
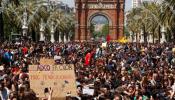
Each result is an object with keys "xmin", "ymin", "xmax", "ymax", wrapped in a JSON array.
[
  {"xmin": 60, "ymin": 0, "xmax": 132, "ymax": 11},
  {"xmin": 125, "ymin": 0, "xmax": 132, "ymax": 11}
]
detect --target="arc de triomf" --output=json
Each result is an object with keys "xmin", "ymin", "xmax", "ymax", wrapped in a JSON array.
[{"xmin": 75, "ymin": 0, "xmax": 125, "ymax": 41}]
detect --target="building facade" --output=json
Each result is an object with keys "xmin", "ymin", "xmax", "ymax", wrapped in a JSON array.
[
  {"xmin": 132, "ymin": 0, "xmax": 142, "ymax": 8},
  {"xmin": 41, "ymin": 0, "xmax": 73, "ymax": 12},
  {"xmin": 132, "ymin": 0, "xmax": 160, "ymax": 8},
  {"xmin": 75, "ymin": 0, "xmax": 125, "ymax": 41}
]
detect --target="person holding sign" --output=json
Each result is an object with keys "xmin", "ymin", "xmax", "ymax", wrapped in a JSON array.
[{"xmin": 42, "ymin": 87, "xmax": 53, "ymax": 100}]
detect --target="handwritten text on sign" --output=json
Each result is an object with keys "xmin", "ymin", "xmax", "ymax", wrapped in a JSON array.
[
  {"xmin": 29, "ymin": 64, "xmax": 77, "ymax": 98},
  {"xmin": 30, "ymin": 64, "xmax": 73, "ymax": 71}
]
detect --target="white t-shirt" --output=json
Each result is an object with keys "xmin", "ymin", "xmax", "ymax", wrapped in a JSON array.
[
  {"xmin": 172, "ymin": 83, "xmax": 175, "ymax": 92},
  {"xmin": 54, "ymin": 55, "xmax": 61, "ymax": 61}
]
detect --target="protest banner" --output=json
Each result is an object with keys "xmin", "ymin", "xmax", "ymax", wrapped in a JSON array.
[
  {"xmin": 29, "ymin": 61, "xmax": 77, "ymax": 99},
  {"xmin": 82, "ymin": 87, "xmax": 94, "ymax": 95}
]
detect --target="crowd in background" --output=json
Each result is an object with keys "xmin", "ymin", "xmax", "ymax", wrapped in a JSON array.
[{"xmin": 0, "ymin": 40, "xmax": 175, "ymax": 100}]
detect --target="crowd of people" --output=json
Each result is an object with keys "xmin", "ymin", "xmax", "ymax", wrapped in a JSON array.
[{"xmin": 0, "ymin": 40, "xmax": 175, "ymax": 100}]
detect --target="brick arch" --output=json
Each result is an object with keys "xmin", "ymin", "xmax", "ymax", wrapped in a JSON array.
[
  {"xmin": 75, "ymin": 0, "xmax": 125, "ymax": 41},
  {"xmin": 87, "ymin": 11, "xmax": 113, "ymax": 27}
]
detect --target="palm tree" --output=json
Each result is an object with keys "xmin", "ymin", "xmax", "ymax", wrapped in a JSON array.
[
  {"xmin": 63, "ymin": 13, "xmax": 75, "ymax": 40},
  {"xmin": 9, "ymin": 0, "xmax": 20, "ymax": 6},
  {"xmin": 161, "ymin": 0, "xmax": 175, "ymax": 41},
  {"xmin": 3, "ymin": 0, "xmax": 48, "ymax": 40},
  {"xmin": 126, "ymin": 8, "xmax": 142, "ymax": 43},
  {"xmin": 142, "ymin": 2, "xmax": 162, "ymax": 43},
  {"xmin": 3, "ymin": 0, "xmax": 75, "ymax": 41},
  {"xmin": 48, "ymin": 7, "xmax": 75, "ymax": 41},
  {"xmin": 126, "ymin": 1, "xmax": 173, "ymax": 43}
]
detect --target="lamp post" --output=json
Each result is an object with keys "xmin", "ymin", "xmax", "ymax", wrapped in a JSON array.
[
  {"xmin": 160, "ymin": 26, "xmax": 166, "ymax": 43},
  {"xmin": 140, "ymin": 30, "xmax": 144, "ymax": 43},
  {"xmin": 64, "ymin": 14, "xmax": 69, "ymax": 43},
  {"xmin": 160, "ymin": 5, "xmax": 166, "ymax": 43},
  {"xmin": 50, "ymin": 21, "xmax": 55, "ymax": 43},
  {"xmin": 39, "ymin": 19, "xmax": 45, "ymax": 41},
  {"xmin": 48, "ymin": 0, "xmax": 56, "ymax": 43},
  {"xmin": 22, "ymin": 10, "xmax": 28, "ymax": 36},
  {"xmin": 58, "ymin": 20, "xmax": 62, "ymax": 43},
  {"xmin": 129, "ymin": 31, "xmax": 133, "ymax": 42},
  {"xmin": 148, "ymin": 33, "xmax": 153, "ymax": 43}
]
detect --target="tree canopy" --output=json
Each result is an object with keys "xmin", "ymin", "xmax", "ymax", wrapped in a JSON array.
[
  {"xmin": 126, "ymin": 0, "xmax": 175, "ymax": 42},
  {"xmin": 1, "ymin": 0, "xmax": 75, "ymax": 41}
]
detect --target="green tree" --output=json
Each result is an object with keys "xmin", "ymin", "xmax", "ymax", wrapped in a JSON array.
[
  {"xmin": 126, "ymin": 1, "xmax": 170, "ymax": 43},
  {"xmin": 2, "ymin": 0, "xmax": 75, "ymax": 41},
  {"xmin": 90, "ymin": 23, "xmax": 95, "ymax": 37},
  {"xmin": 124, "ymin": 27, "xmax": 130, "ymax": 37},
  {"xmin": 126, "ymin": 8, "xmax": 142, "ymax": 42},
  {"xmin": 101, "ymin": 24, "xmax": 109, "ymax": 36},
  {"xmin": 161, "ymin": 0, "xmax": 175, "ymax": 41},
  {"xmin": 141, "ymin": 2, "xmax": 162, "ymax": 43}
]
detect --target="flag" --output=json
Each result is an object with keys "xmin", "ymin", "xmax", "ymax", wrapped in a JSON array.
[
  {"xmin": 118, "ymin": 37, "xmax": 128, "ymax": 43},
  {"xmin": 84, "ymin": 52, "xmax": 91, "ymax": 66},
  {"xmin": 106, "ymin": 34, "xmax": 111, "ymax": 42}
]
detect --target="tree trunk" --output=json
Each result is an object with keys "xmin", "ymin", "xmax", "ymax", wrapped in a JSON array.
[
  {"xmin": 158, "ymin": 26, "xmax": 161, "ymax": 43},
  {"xmin": 0, "ymin": 2, "xmax": 4, "ymax": 41},
  {"xmin": 152, "ymin": 29, "xmax": 155, "ymax": 44},
  {"xmin": 173, "ymin": 28, "xmax": 175, "ymax": 43},
  {"xmin": 166, "ymin": 28, "xmax": 170, "ymax": 42},
  {"xmin": 136, "ymin": 33, "xmax": 138, "ymax": 43},
  {"xmin": 55, "ymin": 28, "xmax": 58, "ymax": 41},
  {"xmin": 32, "ymin": 29, "xmax": 36, "ymax": 42},
  {"xmin": 143, "ymin": 27, "xmax": 147, "ymax": 43}
]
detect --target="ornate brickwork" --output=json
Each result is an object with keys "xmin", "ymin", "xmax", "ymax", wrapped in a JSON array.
[{"xmin": 75, "ymin": 0, "xmax": 125, "ymax": 41}]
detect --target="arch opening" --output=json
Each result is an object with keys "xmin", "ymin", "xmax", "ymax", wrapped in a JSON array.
[{"xmin": 89, "ymin": 14, "xmax": 109, "ymax": 39}]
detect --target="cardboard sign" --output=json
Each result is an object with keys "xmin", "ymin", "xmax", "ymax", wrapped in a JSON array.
[
  {"xmin": 172, "ymin": 48, "xmax": 175, "ymax": 53},
  {"xmin": 29, "ymin": 64, "xmax": 77, "ymax": 99},
  {"xmin": 101, "ymin": 42, "xmax": 107, "ymax": 48},
  {"xmin": 82, "ymin": 88, "xmax": 94, "ymax": 95}
]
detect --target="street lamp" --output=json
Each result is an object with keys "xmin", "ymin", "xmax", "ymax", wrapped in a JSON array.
[
  {"xmin": 57, "ymin": 20, "xmax": 62, "ymax": 43},
  {"xmin": 160, "ymin": 5, "xmax": 166, "ymax": 43},
  {"xmin": 50, "ymin": 21, "xmax": 55, "ymax": 43},
  {"xmin": 39, "ymin": 19, "xmax": 45, "ymax": 41},
  {"xmin": 47, "ymin": 0, "xmax": 56, "ymax": 43},
  {"xmin": 129, "ymin": 31, "xmax": 133, "ymax": 43},
  {"xmin": 160, "ymin": 26, "xmax": 166, "ymax": 43}
]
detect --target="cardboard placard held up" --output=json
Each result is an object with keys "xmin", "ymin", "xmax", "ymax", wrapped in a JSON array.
[{"xmin": 29, "ymin": 64, "xmax": 77, "ymax": 99}]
